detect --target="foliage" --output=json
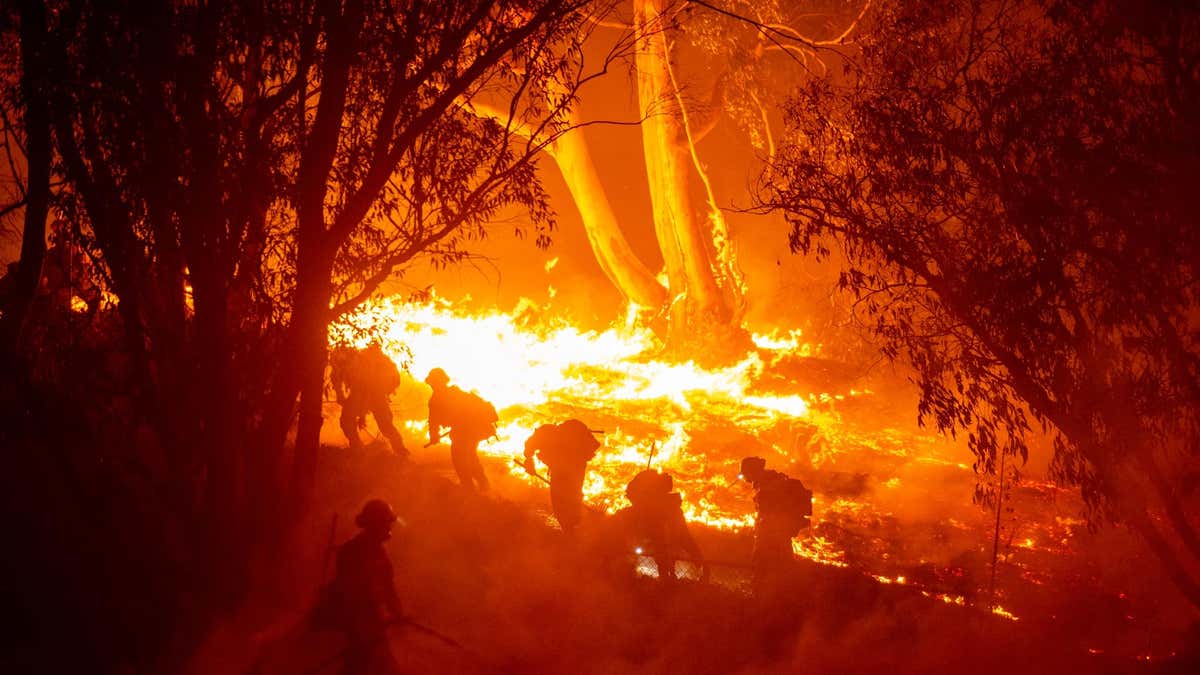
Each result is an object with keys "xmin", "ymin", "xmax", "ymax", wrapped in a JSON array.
[
  {"xmin": 683, "ymin": 0, "xmax": 868, "ymax": 156},
  {"xmin": 761, "ymin": 0, "xmax": 1200, "ymax": 601},
  {"xmin": 0, "ymin": 0, "xmax": 604, "ymax": 667}
]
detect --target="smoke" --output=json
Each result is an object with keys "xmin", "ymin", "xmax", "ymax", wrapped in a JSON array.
[{"xmin": 219, "ymin": 440, "xmax": 1161, "ymax": 675}]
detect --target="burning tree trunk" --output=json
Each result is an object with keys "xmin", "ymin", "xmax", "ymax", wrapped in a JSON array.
[
  {"xmin": 470, "ymin": 81, "xmax": 667, "ymax": 311},
  {"xmin": 548, "ymin": 108, "xmax": 667, "ymax": 310},
  {"xmin": 548, "ymin": 0, "xmax": 869, "ymax": 352},
  {"xmin": 475, "ymin": 4, "xmax": 872, "ymax": 356},
  {"xmin": 634, "ymin": 0, "xmax": 747, "ymax": 354}
]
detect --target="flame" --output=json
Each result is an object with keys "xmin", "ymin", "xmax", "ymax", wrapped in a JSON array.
[
  {"xmin": 330, "ymin": 295, "xmax": 826, "ymax": 534},
  {"xmin": 991, "ymin": 605, "xmax": 1019, "ymax": 621},
  {"xmin": 330, "ymin": 295, "xmax": 1051, "ymax": 622}
]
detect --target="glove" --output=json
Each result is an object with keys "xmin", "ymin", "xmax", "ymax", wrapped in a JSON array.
[{"xmin": 523, "ymin": 459, "xmax": 537, "ymax": 475}]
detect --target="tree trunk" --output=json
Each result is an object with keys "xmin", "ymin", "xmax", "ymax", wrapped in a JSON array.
[
  {"xmin": 662, "ymin": 55, "xmax": 747, "ymax": 323},
  {"xmin": 291, "ymin": 331, "xmax": 326, "ymax": 513},
  {"xmin": 190, "ymin": 270, "xmax": 252, "ymax": 612},
  {"xmin": 287, "ymin": 255, "xmax": 334, "ymax": 514},
  {"xmin": 988, "ymin": 451, "xmax": 1006, "ymax": 607},
  {"xmin": 0, "ymin": 0, "xmax": 52, "ymax": 360},
  {"xmin": 634, "ymin": 0, "xmax": 743, "ymax": 353},
  {"xmin": 549, "ymin": 108, "xmax": 667, "ymax": 309}
]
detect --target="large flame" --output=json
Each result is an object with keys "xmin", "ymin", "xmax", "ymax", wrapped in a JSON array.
[
  {"xmin": 329, "ymin": 295, "xmax": 1089, "ymax": 620},
  {"xmin": 330, "ymin": 295, "xmax": 838, "ymax": 528}
]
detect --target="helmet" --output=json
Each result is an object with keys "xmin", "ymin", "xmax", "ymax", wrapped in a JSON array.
[
  {"xmin": 355, "ymin": 499, "xmax": 397, "ymax": 531},
  {"xmin": 626, "ymin": 469, "xmax": 673, "ymax": 505},
  {"xmin": 524, "ymin": 424, "xmax": 556, "ymax": 452},
  {"xmin": 424, "ymin": 367, "xmax": 450, "ymax": 387},
  {"xmin": 558, "ymin": 419, "xmax": 602, "ymax": 452},
  {"xmin": 739, "ymin": 456, "xmax": 767, "ymax": 480}
]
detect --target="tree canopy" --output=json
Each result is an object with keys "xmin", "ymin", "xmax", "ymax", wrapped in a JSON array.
[
  {"xmin": 0, "ymin": 0, "xmax": 606, "ymax": 667},
  {"xmin": 762, "ymin": 0, "xmax": 1200, "ymax": 604}
]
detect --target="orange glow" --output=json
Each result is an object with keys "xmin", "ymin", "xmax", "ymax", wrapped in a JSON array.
[
  {"xmin": 991, "ymin": 605, "xmax": 1019, "ymax": 621},
  {"xmin": 331, "ymin": 294, "xmax": 833, "ymax": 530},
  {"xmin": 329, "ymin": 295, "xmax": 1052, "ymax": 620}
]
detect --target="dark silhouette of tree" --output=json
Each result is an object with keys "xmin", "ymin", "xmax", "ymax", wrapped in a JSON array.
[
  {"xmin": 760, "ymin": 0, "xmax": 1200, "ymax": 605},
  {"xmin": 0, "ymin": 0, "xmax": 52, "ymax": 361},
  {"xmin": 0, "ymin": 0, "xmax": 608, "ymax": 666}
]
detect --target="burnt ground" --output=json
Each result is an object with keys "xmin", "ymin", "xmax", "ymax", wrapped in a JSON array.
[{"xmin": 188, "ymin": 443, "xmax": 1197, "ymax": 675}]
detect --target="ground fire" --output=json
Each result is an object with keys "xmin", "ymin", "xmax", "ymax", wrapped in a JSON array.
[
  {"xmin": 326, "ymin": 294, "xmax": 1134, "ymax": 629},
  {"xmin": 3, "ymin": 0, "xmax": 1197, "ymax": 673}
]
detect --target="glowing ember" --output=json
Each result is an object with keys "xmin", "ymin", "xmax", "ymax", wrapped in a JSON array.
[
  {"xmin": 991, "ymin": 605, "xmax": 1019, "ymax": 622},
  {"xmin": 921, "ymin": 591, "xmax": 967, "ymax": 606}
]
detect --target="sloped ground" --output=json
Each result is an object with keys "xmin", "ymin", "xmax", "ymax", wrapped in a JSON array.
[{"xmin": 186, "ymin": 442, "xmax": 1188, "ymax": 675}]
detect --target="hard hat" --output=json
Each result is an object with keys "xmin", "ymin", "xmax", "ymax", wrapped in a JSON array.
[
  {"xmin": 559, "ymin": 418, "xmax": 602, "ymax": 436},
  {"xmin": 739, "ymin": 456, "xmax": 766, "ymax": 481},
  {"xmin": 355, "ymin": 498, "xmax": 397, "ymax": 530},
  {"xmin": 424, "ymin": 367, "xmax": 450, "ymax": 387},
  {"xmin": 524, "ymin": 424, "xmax": 556, "ymax": 451}
]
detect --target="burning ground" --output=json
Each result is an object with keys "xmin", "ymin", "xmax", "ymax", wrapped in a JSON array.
[
  {"xmin": 318, "ymin": 294, "xmax": 1198, "ymax": 665},
  {"xmin": 237, "ymin": 444, "xmax": 1118, "ymax": 675}
]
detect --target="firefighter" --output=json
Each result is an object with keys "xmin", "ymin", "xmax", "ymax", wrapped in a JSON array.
[
  {"xmin": 315, "ymin": 499, "xmax": 403, "ymax": 675},
  {"xmin": 738, "ymin": 456, "xmax": 812, "ymax": 579},
  {"xmin": 523, "ymin": 419, "xmax": 601, "ymax": 534},
  {"xmin": 331, "ymin": 343, "xmax": 408, "ymax": 457},
  {"xmin": 425, "ymin": 368, "xmax": 497, "ymax": 492},
  {"xmin": 620, "ymin": 469, "xmax": 704, "ymax": 581}
]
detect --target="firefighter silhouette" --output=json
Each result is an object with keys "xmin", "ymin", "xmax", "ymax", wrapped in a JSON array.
[
  {"xmin": 523, "ymin": 419, "xmax": 601, "ymax": 534},
  {"xmin": 425, "ymin": 368, "xmax": 497, "ymax": 491},
  {"xmin": 619, "ymin": 469, "xmax": 704, "ymax": 581},
  {"xmin": 330, "ymin": 343, "xmax": 408, "ymax": 456},
  {"xmin": 738, "ymin": 456, "xmax": 812, "ymax": 579},
  {"xmin": 312, "ymin": 499, "xmax": 403, "ymax": 675}
]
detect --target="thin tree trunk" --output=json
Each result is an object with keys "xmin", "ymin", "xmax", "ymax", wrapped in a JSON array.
[
  {"xmin": 1, "ymin": 0, "xmax": 52, "ymax": 359},
  {"xmin": 663, "ymin": 54, "xmax": 746, "ymax": 322},
  {"xmin": 988, "ymin": 451, "xmax": 1006, "ymax": 607},
  {"xmin": 635, "ymin": 0, "xmax": 689, "ymax": 331},
  {"xmin": 287, "ymin": 260, "xmax": 334, "ymax": 513},
  {"xmin": 292, "ymin": 339, "xmax": 326, "ymax": 512}
]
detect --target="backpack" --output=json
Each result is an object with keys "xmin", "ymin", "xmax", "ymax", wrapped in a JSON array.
[
  {"xmin": 462, "ymin": 390, "xmax": 499, "ymax": 430},
  {"xmin": 556, "ymin": 419, "xmax": 601, "ymax": 462},
  {"xmin": 783, "ymin": 478, "xmax": 813, "ymax": 534},
  {"xmin": 363, "ymin": 348, "xmax": 401, "ymax": 392}
]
